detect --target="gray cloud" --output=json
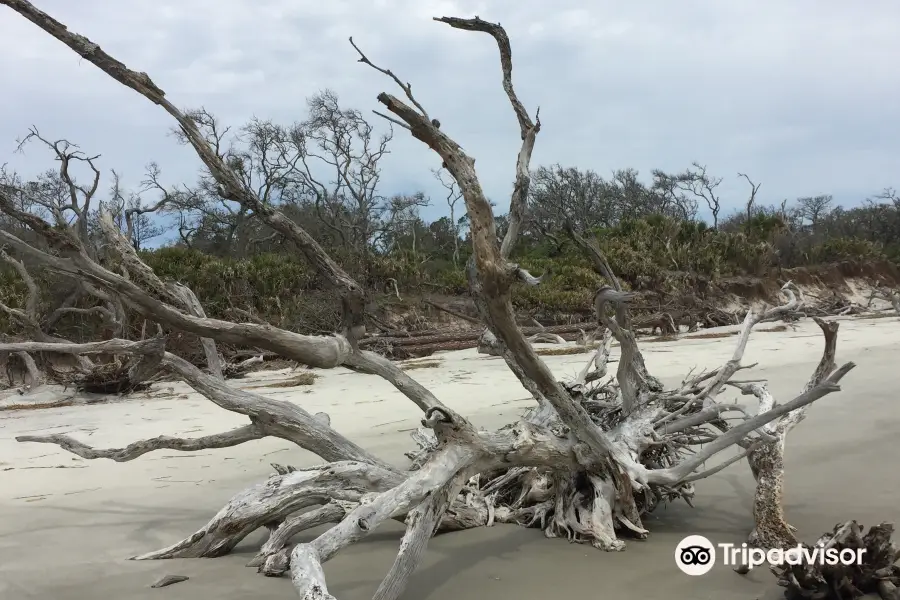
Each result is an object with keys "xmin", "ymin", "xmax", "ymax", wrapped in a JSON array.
[{"xmin": 2, "ymin": 0, "xmax": 898, "ymax": 242}]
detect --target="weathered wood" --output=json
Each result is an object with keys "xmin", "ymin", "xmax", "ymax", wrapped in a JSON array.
[
  {"xmin": 0, "ymin": 5, "xmax": 892, "ymax": 600},
  {"xmin": 167, "ymin": 281, "xmax": 224, "ymax": 380},
  {"xmin": 133, "ymin": 462, "xmax": 404, "ymax": 560},
  {"xmin": 421, "ymin": 298, "xmax": 481, "ymax": 325},
  {"xmin": 774, "ymin": 521, "xmax": 900, "ymax": 600},
  {"xmin": 17, "ymin": 425, "xmax": 266, "ymax": 462},
  {"xmin": 150, "ymin": 574, "xmax": 189, "ymax": 588},
  {"xmin": 630, "ymin": 312, "xmax": 678, "ymax": 335},
  {"xmin": 731, "ymin": 316, "xmax": 842, "ymax": 570},
  {"xmin": 250, "ymin": 503, "xmax": 346, "ymax": 571},
  {"xmin": 0, "ymin": 340, "xmax": 392, "ymax": 469},
  {"xmin": 372, "ymin": 474, "xmax": 466, "ymax": 600},
  {"xmin": 362, "ymin": 322, "xmax": 596, "ymax": 347}
]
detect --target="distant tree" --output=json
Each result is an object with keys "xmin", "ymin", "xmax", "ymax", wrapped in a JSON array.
[
  {"xmin": 796, "ymin": 195, "xmax": 833, "ymax": 232},
  {"xmin": 674, "ymin": 162, "xmax": 723, "ymax": 229},
  {"xmin": 737, "ymin": 172, "xmax": 762, "ymax": 227}
]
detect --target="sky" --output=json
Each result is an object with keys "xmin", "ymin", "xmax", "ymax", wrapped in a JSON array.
[{"xmin": 1, "ymin": 0, "xmax": 899, "ymax": 246}]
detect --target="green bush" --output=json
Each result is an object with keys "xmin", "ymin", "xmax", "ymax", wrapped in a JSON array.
[
  {"xmin": 0, "ymin": 212, "xmax": 893, "ymax": 345},
  {"xmin": 806, "ymin": 237, "xmax": 883, "ymax": 264}
]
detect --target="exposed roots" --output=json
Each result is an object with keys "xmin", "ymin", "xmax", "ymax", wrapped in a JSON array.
[
  {"xmin": 133, "ymin": 462, "xmax": 403, "ymax": 559},
  {"xmin": 251, "ymin": 502, "xmax": 347, "ymax": 574},
  {"xmin": 774, "ymin": 521, "xmax": 900, "ymax": 600},
  {"xmin": 56, "ymin": 360, "xmax": 155, "ymax": 394},
  {"xmin": 39, "ymin": 339, "xmax": 165, "ymax": 393},
  {"xmin": 543, "ymin": 471, "xmax": 626, "ymax": 551}
]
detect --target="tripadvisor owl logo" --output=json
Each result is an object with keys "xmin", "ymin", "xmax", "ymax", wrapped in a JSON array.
[
  {"xmin": 675, "ymin": 534, "xmax": 867, "ymax": 576},
  {"xmin": 675, "ymin": 535, "xmax": 716, "ymax": 575}
]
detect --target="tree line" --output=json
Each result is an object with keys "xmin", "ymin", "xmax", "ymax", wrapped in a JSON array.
[{"xmin": 2, "ymin": 90, "xmax": 898, "ymax": 337}]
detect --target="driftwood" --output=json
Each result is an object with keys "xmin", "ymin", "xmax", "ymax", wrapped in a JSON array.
[
  {"xmin": 0, "ymin": 210, "xmax": 221, "ymax": 392},
  {"xmin": 0, "ymin": 4, "xmax": 894, "ymax": 600},
  {"xmin": 867, "ymin": 284, "xmax": 900, "ymax": 317},
  {"xmin": 365, "ymin": 322, "xmax": 593, "ymax": 358},
  {"xmin": 729, "ymin": 315, "xmax": 900, "ymax": 596},
  {"xmin": 630, "ymin": 312, "xmax": 678, "ymax": 335},
  {"xmin": 362, "ymin": 322, "xmax": 593, "ymax": 347},
  {"xmin": 222, "ymin": 354, "xmax": 267, "ymax": 379},
  {"xmin": 421, "ymin": 298, "xmax": 481, "ymax": 325}
]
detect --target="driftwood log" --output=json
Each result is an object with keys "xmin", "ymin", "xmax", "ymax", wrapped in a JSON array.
[
  {"xmin": 362, "ymin": 322, "xmax": 593, "ymax": 348},
  {"xmin": 365, "ymin": 322, "xmax": 589, "ymax": 358},
  {"xmin": 0, "ymin": 3, "xmax": 896, "ymax": 600}
]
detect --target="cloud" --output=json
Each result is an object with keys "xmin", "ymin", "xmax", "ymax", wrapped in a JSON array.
[{"xmin": 2, "ymin": 0, "xmax": 898, "ymax": 241}]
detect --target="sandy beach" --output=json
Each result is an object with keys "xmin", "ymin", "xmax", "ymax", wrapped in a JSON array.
[{"xmin": 1, "ymin": 315, "xmax": 898, "ymax": 600}]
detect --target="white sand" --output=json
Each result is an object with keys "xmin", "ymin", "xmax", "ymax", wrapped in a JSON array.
[{"xmin": 1, "ymin": 314, "xmax": 899, "ymax": 599}]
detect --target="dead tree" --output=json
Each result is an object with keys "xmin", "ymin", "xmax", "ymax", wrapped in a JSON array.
[
  {"xmin": 0, "ymin": 3, "xmax": 897, "ymax": 600},
  {"xmin": 731, "ymin": 317, "xmax": 900, "ymax": 598},
  {"xmin": 433, "ymin": 167, "xmax": 463, "ymax": 265},
  {"xmin": 677, "ymin": 162, "xmax": 723, "ymax": 230},
  {"xmin": 867, "ymin": 283, "xmax": 900, "ymax": 317},
  {"xmin": 104, "ymin": 169, "xmax": 166, "ymax": 251},
  {"xmin": 1, "ymin": 133, "xmax": 224, "ymax": 387},
  {"xmin": 797, "ymin": 195, "xmax": 834, "ymax": 232},
  {"xmin": 0, "ymin": 230, "xmax": 124, "ymax": 390},
  {"xmin": 738, "ymin": 172, "xmax": 761, "ymax": 225}
]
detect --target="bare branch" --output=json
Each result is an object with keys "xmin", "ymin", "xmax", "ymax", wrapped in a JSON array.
[
  {"xmin": 736, "ymin": 317, "xmax": 845, "ymax": 555},
  {"xmin": 737, "ymin": 171, "xmax": 761, "ymax": 223},
  {"xmin": 564, "ymin": 222, "xmax": 621, "ymax": 290},
  {"xmin": 14, "ymin": 126, "xmax": 100, "ymax": 246},
  {"xmin": 16, "ymin": 424, "xmax": 265, "ymax": 462},
  {"xmin": 344, "ymin": 350, "xmax": 447, "ymax": 413},
  {"xmin": 1, "ymin": 0, "xmax": 366, "ymax": 340},
  {"xmin": 372, "ymin": 109, "xmax": 411, "ymax": 130},
  {"xmin": 291, "ymin": 444, "xmax": 474, "ymax": 597},
  {"xmin": 372, "ymin": 474, "xmax": 465, "ymax": 600},
  {"xmin": 167, "ymin": 281, "xmax": 224, "ymax": 380},
  {"xmin": 349, "ymin": 37, "xmax": 431, "ymax": 119},
  {"xmin": 676, "ymin": 162, "xmax": 722, "ymax": 229},
  {"xmin": 0, "ymin": 246, "xmax": 39, "ymax": 322},
  {"xmin": 434, "ymin": 17, "xmax": 540, "ymax": 259},
  {"xmin": 363, "ymin": 21, "xmax": 621, "ymax": 471},
  {"xmin": 134, "ymin": 461, "xmax": 404, "ymax": 560},
  {"xmin": 433, "ymin": 17, "xmax": 534, "ymax": 134},
  {"xmin": 648, "ymin": 361, "xmax": 855, "ymax": 485},
  {"xmin": 253, "ymin": 502, "xmax": 347, "ymax": 575},
  {"xmin": 0, "ymin": 224, "xmax": 355, "ymax": 369},
  {"xmin": 593, "ymin": 286, "xmax": 661, "ymax": 414},
  {"xmin": 697, "ymin": 282, "xmax": 802, "ymax": 400},
  {"xmin": 1, "ymin": 338, "xmax": 394, "ymax": 468}
]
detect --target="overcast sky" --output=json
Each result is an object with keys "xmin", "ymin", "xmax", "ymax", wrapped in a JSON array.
[{"xmin": 2, "ymin": 0, "xmax": 898, "ymax": 245}]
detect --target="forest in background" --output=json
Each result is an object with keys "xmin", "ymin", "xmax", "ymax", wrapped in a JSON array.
[{"xmin": 2, "ymin": 90, "xmax": 899, "ymax": 349}]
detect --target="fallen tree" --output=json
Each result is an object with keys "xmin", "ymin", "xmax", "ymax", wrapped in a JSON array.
[
  {"xmin": 0, "ymin": 3, "xmax": 897, "ymax": 600},
  {"xmin": 868, "ymin": 282, "xmax": 900, "ymax": 317},
  {"xmin": 363, "ymin": 321, "xmax": 590, "ymax": 358},
  {"xmin": 362, "ymin": 322, "xmax": 594, "ymax": 347},
  {"xmin": 0, "ymin": 161, "xmax": 227, "ymax": 392}
]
